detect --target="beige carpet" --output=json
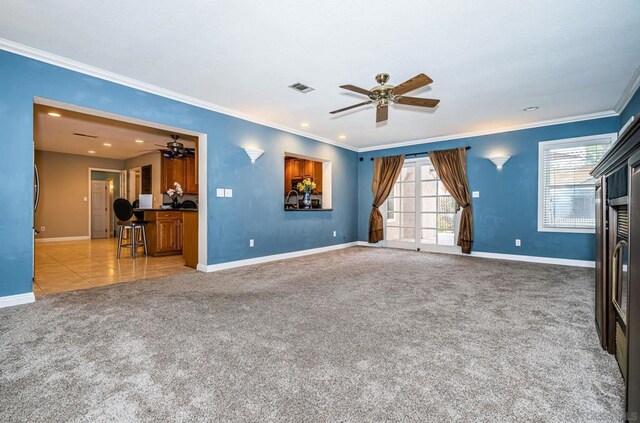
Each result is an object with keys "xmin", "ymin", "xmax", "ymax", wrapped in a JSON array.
[{"xmin": 0, "ymin": 247, "xmax": 625, "ymax": 422}]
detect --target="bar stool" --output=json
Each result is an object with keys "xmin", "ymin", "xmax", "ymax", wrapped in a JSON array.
[{"xmin": 113, "ymin": 198, "xmax": 148, "ymax": 258}]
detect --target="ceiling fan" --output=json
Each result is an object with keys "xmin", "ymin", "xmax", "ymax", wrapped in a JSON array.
[
  {"xmin": 330, "ymin": 73, "xmax": 440, "ymax": 123},
  {"xmin": 140, "ymin": 135, "xmax": 195, "ymax": 159}
]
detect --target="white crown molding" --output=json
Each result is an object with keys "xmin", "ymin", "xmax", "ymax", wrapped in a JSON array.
[
  {"xmin": 1, "ymin": 38, "xmax": 631, "ymax": 154},
  {"xmin": 0, "ymin": 38, "xmax": 357, "ymax": 152},
  {"xmin": 614, "ymin": 64, "xmax": 640, "ymax": 114},
  {"xmin": 357, "ymin": 110, "xmax": 618, "ymax": 152},
  {"xmin": 200, "ymin": 242, "xmax": 357, "ymax": 272},
  {"xmin": 36, "ymin": 236, "xmax": 90, "ymax": 243},
  {"xmin": 0, "ymin": 292, "xmax": 35, "ymax": 309}
]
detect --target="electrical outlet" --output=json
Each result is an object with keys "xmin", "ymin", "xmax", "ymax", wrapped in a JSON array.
[
  {"xmin": 83, "ymin": 196, "xmax": 88, "ymax": 202},
  {"xmin": 225, "ymin": 189, "xmax": 233, "ymax": 198},
  {"xmin": 333, "ymin": 231, "xmax": 337, "ymax": 237},
  {"xmin": 249, "ymin": 239, "xmax": 254, "ymax": 247},
  {"xmin": 515, "ymin": 239, "xmax": 521, "ymax": 247},
  {"xmin": 40, "ymin": 226, "xmax": 45, "ymax": 232},
  {"xmin": 216, "ymin": 188, "xmax": 224, "ymax": 198},
  {"xmin": 472, "ymin": 191, "xmax": 480, "ymax": 198}
]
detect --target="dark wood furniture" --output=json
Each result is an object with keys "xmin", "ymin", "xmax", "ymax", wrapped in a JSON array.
[{"xmin": 591, "ymin": 114, "xmax": 640, "ymax": 417}]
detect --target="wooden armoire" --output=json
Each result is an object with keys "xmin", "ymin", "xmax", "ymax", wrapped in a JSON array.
[{"xmin": 591, "ymin": 114, "xmax": 640, "ymax": 418}]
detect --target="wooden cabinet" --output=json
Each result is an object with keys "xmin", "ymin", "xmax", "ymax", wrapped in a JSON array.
[
  {"xmin": 144, "ymin": 211, "xmax": 183, "ymax": 256},
  {"xmin": 185, "ymin": 155, "xmax": 198, "ymax": 194},
  {"xmin": 182, "ymin": 211, "xmax": 198, "ymax": 269},
  {"xmin": 284, "ymin": 156, "xmax": 323, "ymax": 193},
  {"xmin": 161, "ymin": 154, "xmax": 198, "ymax": 194}
]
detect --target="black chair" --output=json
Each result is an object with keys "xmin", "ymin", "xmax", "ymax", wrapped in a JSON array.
[
  {"xmin": 181, "ymin": 200, "xmax": 197, "ymax": 209},
  {"xmin": 113, "ymin": 198, "xmax": 148, "ymax": 258}
]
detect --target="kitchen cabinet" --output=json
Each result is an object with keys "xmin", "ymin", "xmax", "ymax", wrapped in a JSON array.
[
  {"xmin": 161, "ymin": 154, "xmax": 198, "ymax": 194},
  {"xmin": 185, "ymin": 155, "xmax": 198, "ymax": 194},
  {"xmin": 284, "ymin": 156, "xmax": 323, "ymax": 193},
  {"xmin": 144, "ymin": 211, "xmax": 183, "ymax": 256}
]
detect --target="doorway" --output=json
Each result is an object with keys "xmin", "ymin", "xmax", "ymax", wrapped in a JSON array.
[
  {"xmin": 89, "ymin": 168, "xmax": 126, "ymax": 239},
  {"xmin": 91, "ymin": 180, "xmax": 109, "ymax": 239},
  {"xmin": 383, "ymin": 157, "xmax": 460, "ymax": 253}
]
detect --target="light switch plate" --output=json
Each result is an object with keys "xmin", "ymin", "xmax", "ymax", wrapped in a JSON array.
[
  {"xmin": 472, "ymin": 191, "xmax": 480, "ymax": 198},
  {"xmin": 249, "ymin": 239, "xmax": 254, "ymax": 247},
  {"xmin": 83, "ymin": 196, "xmax": 88, "ymax": 202},
  {"xmin": 216, "ymin": 188, "xmax": 225, "ymax": 198},
  {"xmin": 515, "ymin": 239, "xmax": 521, "ymax": 247},
  {"xmin": 224, "ymin": 189, "xmax": 233, "ymax": 198}
]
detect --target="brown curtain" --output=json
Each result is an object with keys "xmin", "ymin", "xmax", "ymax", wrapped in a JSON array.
[
  {"xmin": 428, "ymin": 148, "xmax": 473, "ymax": 254},
  {"xmin": 368, "ymin": 155, "xmax": 405, "ymax": 243}
]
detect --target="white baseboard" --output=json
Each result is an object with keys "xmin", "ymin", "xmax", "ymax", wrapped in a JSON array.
[
  {"xmin": 469, "ymin": 251, "xmax": 594, "ymax": 268},
  {"xmin": 36, "ymin": 236, "xmax": 90, "ymax": 243},
  {"xmin": 0, "ymin": 292, "xmax": 35, "ymax": 309},
  {"xmin": 355, "ymin": 241, "xmax": 594, "ymax": 267},
  {"xmin": 200, "ymin": 242, "xmax": 358, "ymax": 272}
]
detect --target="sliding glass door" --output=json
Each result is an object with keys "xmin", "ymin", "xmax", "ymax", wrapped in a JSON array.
[{"xmin": 384, "ymin": 158, "xmax": 459, "ymax": 252}]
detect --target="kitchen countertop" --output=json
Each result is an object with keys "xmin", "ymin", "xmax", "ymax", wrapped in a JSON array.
[{"xmin": 135, "ymin": 208, "xmax": 198, "ymax": 212}]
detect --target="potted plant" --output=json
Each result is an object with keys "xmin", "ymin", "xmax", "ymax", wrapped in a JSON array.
[
  {"xmin": 166, "ymin": 182, "xmax": 183, "ymax": 208},
  {"xmin": 296, "ymin": 178, "xmax": 316, "ymax": 209}
]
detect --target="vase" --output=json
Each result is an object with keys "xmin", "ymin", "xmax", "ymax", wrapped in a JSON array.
[
  {"xmin": 302, "ymin": 191, "xmax": 312, "ymax": 209},
  {"xmin": 172, "ymin": 197, "xmax": 179, "ymax": 209}
]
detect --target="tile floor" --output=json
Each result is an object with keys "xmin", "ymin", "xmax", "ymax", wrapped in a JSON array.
[{"xmin": 33, "ymin": 238, "xmax": 194, "ymax": 297}]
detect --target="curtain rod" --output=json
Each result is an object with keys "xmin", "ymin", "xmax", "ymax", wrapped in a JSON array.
[{"xmin": 361, "ymin": 146, "xmax": 471, "ymax": 161}]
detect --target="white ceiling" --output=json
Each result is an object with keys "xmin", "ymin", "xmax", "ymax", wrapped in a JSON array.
[
  {"xmin": 3, "ymin": 1, "xmax": 640, "ymax": 150},
  {"xmin": 34, "ymin": 104, "xmax": 196, "ymax": 160}
]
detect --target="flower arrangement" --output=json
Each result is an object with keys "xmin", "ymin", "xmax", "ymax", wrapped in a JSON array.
[
  {"xmin": 296, "ymin": 178, "xmax": 316, "ymax": 194},
  {"xmin": 167, "ymin": 182, "xmax": 183, "ymax": 207}
]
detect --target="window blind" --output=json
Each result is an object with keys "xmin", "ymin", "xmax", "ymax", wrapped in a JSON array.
[{"xmin": 540, "ymin": 139, "xmax": 610, "ymax": 230}]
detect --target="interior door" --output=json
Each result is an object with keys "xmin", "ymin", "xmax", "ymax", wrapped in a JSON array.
[
  {"xmin": 91, "ymin": 180, "xmax": 109, "ymax": 239},
  {"xmin": 384, "ymin": 158, "xmax": 458, "ymax": 252}
]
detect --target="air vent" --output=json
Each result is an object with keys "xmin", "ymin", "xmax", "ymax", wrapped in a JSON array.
[
  {"xmin": 73, "ymin": 132, "xmax": 98, "ymax": 138},
  {"xmin": 288, "ymin": 82, "xmax": 314, "ymax": 93},
  {"xmin": 618, "ymin": 206, "xmax": 629, "ymax": 240}
]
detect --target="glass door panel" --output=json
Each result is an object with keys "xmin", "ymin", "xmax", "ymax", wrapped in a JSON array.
[{"xmin": 384, "ymin": 158, "xmax": 459, "ymax": 251}]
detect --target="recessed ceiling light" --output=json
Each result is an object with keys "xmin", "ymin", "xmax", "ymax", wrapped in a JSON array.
[
  {"xmin": 523, "ymin": 106, "xmax": 539, "ymax": 112},
  {"xmin": 300, "ymin": 122, "xmax": 309, "ymax": 128},
  {"xmin": 88, "ymin": 150, "xmax": 96, "ymax": 154},
  {"xmin": 135, "ymin": 139, "xmax": 144, "ymax": 143},
  {"xmin": 48, "ymin": 112, "xmax": 61, "ymax": 117},
  {"xmin": 103, "ymin": 143, "xmax": 112, "ymax": 147},
  {"xmin": 338, "ymin": 135, "xmax": 347, "ymax": 140}
]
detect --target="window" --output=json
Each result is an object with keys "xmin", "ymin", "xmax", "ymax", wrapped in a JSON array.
[
  {"xmin": 283, "ymin": 153, "xmax": 332, "ymax": 211},
  {"xmin": 538, "ymin": 134, "xmax": 615, "ymax": 233},
  {"xmin": 385, "ymin": 158, "xmax": 458, "ymax": 250}
]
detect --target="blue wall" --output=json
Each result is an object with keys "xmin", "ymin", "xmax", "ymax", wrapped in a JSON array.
[
  {"xmin": 0, "ymin": 50, "xmax": 358, "ymax": 297},
  {"xmin": 357, "ymin": 117, "xmax": 620, "ymax": 261}
]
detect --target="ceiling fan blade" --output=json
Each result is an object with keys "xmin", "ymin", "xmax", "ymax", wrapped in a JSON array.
[
  {"xmin": 376, "ymin": 104, "xmax": 388, "ymax": 123},
  {"xmin": 330, "ymin": 100, "xmax": 373, "ymax": 114},
  {"xmin": 395, "ymin": 96, "xmax": 440, "ymax": 108},
  {"xmin": 392, "ymin": 74, "xmax": 433, "ymax": 95},
  {"xmin": 340, "ymin": 84, "xmax": 374, "ymax": 97}
]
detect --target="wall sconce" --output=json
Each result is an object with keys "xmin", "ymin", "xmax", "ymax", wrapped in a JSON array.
[
  {"xmin": 244, "ymin": 148, "xmax": 264, "ymax": 164},
  {"xmin": 489, "ymin": 156, "xmax": 511, "ymax": 169}
]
